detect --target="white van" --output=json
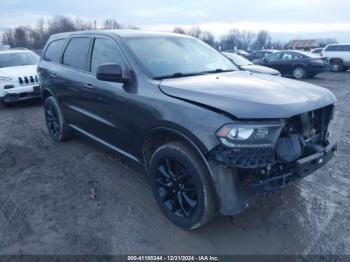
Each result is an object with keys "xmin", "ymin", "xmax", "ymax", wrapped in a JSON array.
[{"xmin": 321, "ymin": 44, "xmax": 350, "ymax": 72}]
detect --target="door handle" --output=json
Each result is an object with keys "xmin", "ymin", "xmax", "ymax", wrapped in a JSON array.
[
  {"xmin": 50, "ymin": 73, "xmax": 59, "ymax": 78},
  {"xmin": 83, "ymin": 83, "xmax": 94, "ymax": 89}
]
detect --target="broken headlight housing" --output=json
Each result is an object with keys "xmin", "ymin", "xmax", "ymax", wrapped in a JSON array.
[{"xmin": 216, "ymin": 121, "xmax": 284, "ymax": 149}]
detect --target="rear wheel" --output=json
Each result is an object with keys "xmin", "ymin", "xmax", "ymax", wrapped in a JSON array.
[
  {"xmin": 330, "ymin": 59, "xmax": 343, "ymax": 72},
  {"xmin": 44, "ymin": 96, "xmax": 70, "ymax": 142},
  {"xmin": 149, "ymin": 141, "xmax": 215, "ymax": 230},
  {"xmin": 293, "ymin": 66, "xmax": 306, "ymax": 79}
]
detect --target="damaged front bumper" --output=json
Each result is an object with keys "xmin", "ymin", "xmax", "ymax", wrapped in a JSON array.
[
  {"xmin": 208, "ymin": 142, "xmax": 337, "ymax": 216},
  {"xmin": 208, "ymin": 104, "xmax": 337, "ymax": 215},
  {"xmin": 248, "ymin": 142, "xmax": 337, "ymax": 192}
]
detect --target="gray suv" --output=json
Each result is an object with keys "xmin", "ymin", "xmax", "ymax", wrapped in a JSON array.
[{"xmin": 38, "ymin": 30, "xmax": 337, "ymax": 229}]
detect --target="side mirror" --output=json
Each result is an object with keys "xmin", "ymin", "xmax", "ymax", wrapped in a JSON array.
[
  {"xmin": 96, "ymin": 63, "xmax": 130, "ymax": 84},
  {"xmin": 263, "ymin": 57, "xmax": 269, "ymax": 63}
]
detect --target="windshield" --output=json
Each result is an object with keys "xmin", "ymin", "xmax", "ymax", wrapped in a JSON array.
[
  {"xmin": 223, "ymin": 52, "xmax": 253, "ymax": 66},
  {"xmin": 0, "ymin": 52, "xmax": 39, "ymax": 68},
  {"xmin": 124, "ymin": 36, "xmax": 237, "ymax": 79}
]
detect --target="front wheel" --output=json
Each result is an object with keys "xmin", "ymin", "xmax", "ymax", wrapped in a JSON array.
[
  {"xmin": 293, "ymin": 66, "xmax": 306, "ymax": 79},
  {"xmin": 44, "ymin": 96, "xmax": 70, "ymax": 142},
  {"xmin": 149, "ymin": 141, "xmax": 215, "ymax": 230}
]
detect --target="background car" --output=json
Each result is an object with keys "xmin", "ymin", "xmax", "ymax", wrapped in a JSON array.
[
  {"xmin": 311, "ymin": 48, "xmax": 324, "ymax": 54},
  {"xmin": 321, "ymin": 43, "xmax": 350, "ymax": 72},
  {"xmin": 246, "ymin": 50, "xmax": 279, "ymax": 61},
  {"xmin": 0, "ymin": 50, "xmax": 41, "ymax": 104},
  {"xmin": 254, "ymin": 50, "xmax": 330, "ymax": 79},
  {"xmin": 222, "ymin": 52, "xmax": 281, "ymax": 76},
  {"xmin": 224, "ymin": 49, "xmax": 249, "ymax": 57}
]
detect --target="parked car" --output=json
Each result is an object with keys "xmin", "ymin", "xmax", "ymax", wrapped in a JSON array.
[
  {"xmin": 224, "ymin": 49, "xmax": 249, "ymax": 57},
  {"xmin": 222, "ymin": 52, "xmax": 281, "ymax": 76},
  {"xmin": 321, "ymin": 43, "xmax": 350, "ymax": 72},
  {"xmin": 254, "ymin": 50, "xmax": 330, "ymax": 79},
  {"xmin": 246, "ymin": 50, "xmax": 279, "ymax": 61},
  {"xmin": 38, "ymin": 30, "xmax": 337, "ymax": 229},
  {"xmin": 0, "ymin": 50, "xmax": 41, "ymax": 104},
  {"xmin": 311, "ymin": 48, "xmax": 323, "ymax": 54}
]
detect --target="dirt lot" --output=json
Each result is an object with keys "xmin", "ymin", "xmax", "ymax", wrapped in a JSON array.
[{"xmin": 0, "ymin": 72, "xmax": 349, "ymax": 255}]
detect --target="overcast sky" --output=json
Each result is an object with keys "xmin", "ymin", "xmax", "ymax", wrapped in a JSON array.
[{"xmin": 1, "ymin": 0, "xmax": 350, "ymax": 41}]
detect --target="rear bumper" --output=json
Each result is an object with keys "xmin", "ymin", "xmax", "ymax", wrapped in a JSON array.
[
  {"xmin": 2, "ymin": 85, "xmax": 41, "ymax": 103},
  {"xmin": 306, "ymin": 65, "xmax": 330, "ymax": 75}
]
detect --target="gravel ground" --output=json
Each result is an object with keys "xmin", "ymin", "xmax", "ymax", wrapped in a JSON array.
[{"xmin": 0, "ymin": 72, "xmax": 349, "ymax": 255}]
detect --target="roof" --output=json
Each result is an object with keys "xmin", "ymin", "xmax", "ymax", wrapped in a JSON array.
[
  {"xmin": 287, "ymin": 39, "xmax": 318, "ymax": 49},
  {"xmin": 50, "ymin": 29, "xmax": 192, "ymax": 40}
]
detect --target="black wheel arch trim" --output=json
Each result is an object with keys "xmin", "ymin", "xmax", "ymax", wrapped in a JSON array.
[
  {"xmin": 41, "ymin": 88, "xmax": 55, "ymax": 101},
  {"xmin": 144, "ymin": 126, "xmax": 220, "ymax": 206}
]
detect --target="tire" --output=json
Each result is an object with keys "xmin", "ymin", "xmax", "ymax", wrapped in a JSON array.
[
  {"xmin": 293, "ymin": 66, "xmax": 306, "ymax": 79},
  {"xmin": 149, "ymin": 141, "xmax": 215, "ymax": 230},
  {"xmin": 341, "ymin": 67, "xmax": 349, "ymax": 72},
  {"xmin": 330, "ymin": 59, "xmax": 343, "ymax": 72},
  {"xmin": 44, "ymin": 96, "xmax": 70, "ymax": 142}
]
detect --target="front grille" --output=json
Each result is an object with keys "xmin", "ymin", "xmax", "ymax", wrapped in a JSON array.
[{"xmin": 18, "ymin": 75, "xmax": 39, "ymax": 85}]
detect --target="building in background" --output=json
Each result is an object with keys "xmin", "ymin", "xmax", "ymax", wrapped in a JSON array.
[
  {"xmin": 287, "ymin": 39, "xmax": 320, "ymax": 51},
  {"xmin": 287, "ymin": 39, "xmax": 337, "ymax": 51}
]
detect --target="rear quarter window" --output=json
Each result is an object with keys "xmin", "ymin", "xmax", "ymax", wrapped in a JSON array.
[
  {"xmin": 325, "ymin": 45, "xmax": 350, "ymax": 52},
  {"xmin": 43, "ymin": 39, "xmax": 66, "ymax": 62},
  {"xmin": 325, "ymin": 45, "xmax": 336, "ymax": 51}
]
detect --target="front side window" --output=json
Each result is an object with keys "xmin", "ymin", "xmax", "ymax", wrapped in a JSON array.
[
  {"xmin": 124, "ymin": 36, "xmax": 237, "ymax": 78},
  {"xmin": 62, "ymin": 38, "xmax": 90, "ymax": 70},
  {"xmin": 0, "ymin": 52, "xmax": 39, "ymax": 68},
  {"xmin": 43, "ymin": 39, "xmax": 66, "ymax": 62},
  {"xmin": 90, "ymin": 38, "xmax": 126, "ymax": 74},
  {"xmin": 256, "ymin": 51, "xmax": 264, "ymax": 58}
]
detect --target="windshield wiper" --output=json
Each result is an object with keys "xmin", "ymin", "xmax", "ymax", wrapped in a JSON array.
[
  {"xmin": 153, "ymin": 72, "xmax": 205, "ymax": 80},
  {"xmin": 201, "ymin": 68, "xmax": 236, "ymax": 74}
]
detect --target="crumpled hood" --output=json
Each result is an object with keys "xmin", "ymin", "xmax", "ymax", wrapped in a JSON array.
[
  {"xmin": 0, "ymin": 65, "xmax": 37, "ymax": 79},
  {"xmin": 159, "ymin": 71, "xmax": 336, "ymax": 119},
  {"xmin": 241, "ymin": 64, "xmax": 280, "ymax": 75}
]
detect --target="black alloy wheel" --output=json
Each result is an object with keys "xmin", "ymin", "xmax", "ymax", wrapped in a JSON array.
[
  {"xmin": 44, "ymin": 96, "xmax": 70, "ymax": 142},
  {"xmin": 155, "ymin": 157, "xmax": 198, "ymax": 218},
  {"xmin": 150, "ymin": 142, "xmax": 215, "ymax": 230},
  {"xmin": 45, "ymin": 102, "xmax": 60, "ymax": 139}
]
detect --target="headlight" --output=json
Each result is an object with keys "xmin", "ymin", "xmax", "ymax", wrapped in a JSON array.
[
  {"xmin": 216, "ymin": 121, "xmax": 284, "ymax": 148},
  {"xmin": 0, "ymin": 76, "xmax": 13, "ymax": 81}
]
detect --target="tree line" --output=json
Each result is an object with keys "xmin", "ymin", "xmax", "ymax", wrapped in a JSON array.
[
  {"xmin": 1, "ymin": 16, "xmax": 139, "ymax": 50},
  {"xmin": 2, "ymin": 15, "xmax": 333, "ymax": 52}
]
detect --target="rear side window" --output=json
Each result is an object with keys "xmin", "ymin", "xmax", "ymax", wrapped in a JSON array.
[
  {"xmin": 90, "ymin": 38, "xmax": 126, "ymax": 74},
  {"xmin": 326, "ymin": 45, "xmax": 350, "ymax": 52},
  {"xmin": 62, "ymin": 38, "xmax": 90, "ymax": 70},
  {"xmin": 43, "ymin": 39, "xmax": 66, "ymax": 62}
]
